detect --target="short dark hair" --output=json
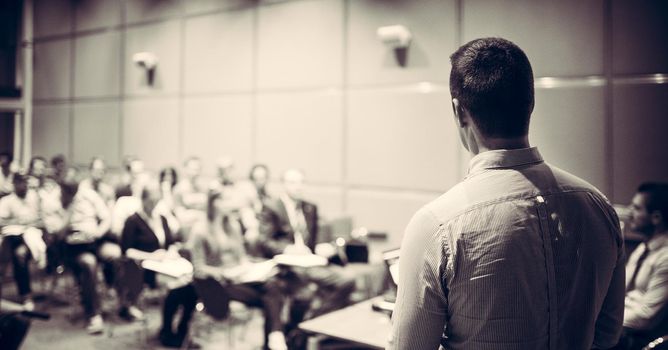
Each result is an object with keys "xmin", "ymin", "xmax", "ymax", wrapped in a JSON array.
[
  {"xmin": 449, "ymin": 37, "xmax": 534, "ymax": 138},
  {"xmin": 637, "ymin": 182, "xmax": 668, "ymax": 221},
  {"xmin": 159, "ymin": 167, "xmax": 178, "ymax": 189}
]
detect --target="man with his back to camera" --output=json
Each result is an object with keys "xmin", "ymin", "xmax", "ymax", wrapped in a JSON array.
[{"xmin": 388, "ymin": 37, "xmax": 624, "ymax": 350}]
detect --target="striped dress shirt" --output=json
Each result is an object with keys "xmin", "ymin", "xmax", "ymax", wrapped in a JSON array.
[{"xmin": 388, "ymin": 148, "xmax": 625, "ymax": 350}]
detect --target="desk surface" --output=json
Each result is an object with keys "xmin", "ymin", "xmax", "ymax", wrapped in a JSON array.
[{"xmin": 299, "ymin": 297, "xmax": 392, "ymax": 349}]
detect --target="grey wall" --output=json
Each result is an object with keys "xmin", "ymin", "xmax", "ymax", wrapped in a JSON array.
[{"xmin": 30, "ymin": 0, "xmax": 668, "ymax": 249}]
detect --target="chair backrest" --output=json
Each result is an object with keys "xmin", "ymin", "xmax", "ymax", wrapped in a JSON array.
[
  {"xmin": 192, "ymin": 276, "xmax": 231, "ymax": 320},
  {"xmin": 116, "ymin": 258, "xmax": 145, "ymax": 302}
]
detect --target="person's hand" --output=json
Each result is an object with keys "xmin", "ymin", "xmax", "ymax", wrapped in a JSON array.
[
  {"xmin": 283, "ymin": 244, "xmax": 312, "ymax": 255},
  {"xmin": 150, "ymin": 249, "xmax": 167, "ymax": 261},
  {"xmin": 165, "ymin": 246, "xmax": 181, "ymax": 260},
  {"xmin": 314, "ymin": 242, "xmax": 336, "ymax": 258}
]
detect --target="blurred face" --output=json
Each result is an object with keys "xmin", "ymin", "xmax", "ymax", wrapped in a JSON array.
[
  {"xmin": 283, "ymin": 170, "xmax": 304, "ymax": 201},
  {"xmin": 129, "ymin": 160, "xmax": 144, "ymax": 181},
  {"xmin": 162, "ymin": 171, "xmax": 174, "ymax": 185},
  {"xmin": 184, "ymin": 159, "xmax": 201, "ymax": 180},
  {"xmin": 629, "ymin": 192, "xmax": 654, "ymax": 234},
  {"xmin": 0, "ymin": 155, "xmax": 10, "ymax": 170},
  {"xmin": 13, "ymin": 179, "xmax": 28, "ymax": 198},
  {"xmin": 31, "ymin": 159, "xmax": 46, "ymax": 178},
  {"xmin": 217, "ymin": 164, "xmax": 234, "ymax": 183},
  {"xmin": 90, "ymin": 159, "xmax": 106, "ymax": 182},
  {"xmin": 251, "ymin": 167, "xmax": 268, "ymax": 190},
  {"xmin": 142, "ymin": 189, "xmax": 161, "ymax": 215}
]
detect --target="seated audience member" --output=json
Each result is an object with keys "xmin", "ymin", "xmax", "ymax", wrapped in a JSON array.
[
  {"xmin": 50, "ymin": 154, "xmax": 68, "ymax": 184},
  {"xmin": 186, "ymin": 189, "xmax": 288, "ymax": 350},
  {"xmin": 212, "ymin": 157, "xmax": 260, "ymax": 242},
  {"xmin": 256, "ymin": 169, "xmax": 355, "ymax": 335},
  {"xmin": 616, "ymin": 183, "xmax": 668, "ymax": 350},
  {"xmin": 0, "ymin": 174, "xmax": 46, "ymax": 310},
  {"xmin": 115, "ymin": 156, "xmax": 145, "ymax": 199},
  {"xmin": 0, "ymin": 236, "xmax": 31, "ymax": 350},
  {"xmin": 159, "ymin": 167, "xmax": 178, "ymax": 211},
  {"xmin": 0, "ymin": 152, "xmax": 15, "ymax": 198},
  {"xmin": 119, "ymin": 184, "xmax": 188, "ymax": 344},
  {"xmin": 46, "ymin": 180, "xmax": 111, "ymax": 334},
  {"xmin": 77, "ymin": 158, "xmax": 122, "ymax": 292},
  {"xmin": 79, "ymin": 157, "xmax": 115, "ymax": 208},
  {"xmin": 248, "ymin": 163, "xmax": 272, "ymax": 215},
  {"xmin": 173, "ymin": 157, "xmax": 207, "ymax": 237},
  {"xmin": 27, "ymin": 156, "xmax": 60, "ymax": 205}
]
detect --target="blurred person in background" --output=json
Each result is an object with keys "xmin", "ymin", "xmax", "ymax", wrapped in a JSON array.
[
  {"xmin": 45, "ymin": 179, "xmax": 111, "ymax": 334},
  {"xmin": 184, "ymin": 188, "xmax": 288, "ymax": 350},
  {"xmin": 79, "ymin": 157, "xmax": 115, "ymax": 208},
  {"xmin": 159, "ymin": 167, "xmax": 178, "ymax": 210},
  {"xmin": 115, "ymin": 156, "xmax": 146, "ymax": 199},
  {"xmin": 173, "ymin": 157, "xmax": 207, "ymax": 239},
  {"xmin": 248, "ymin": 163, "xmax": 272, "ymax": 215},
  {"xmin": 0, "ymin": 173, "xmax": 46, "ymax": 311},
  {"xmin": 257, "ymin": 169, "xmax": 355, "ymax": 342},
  {"xmin": 614, "ymin": 183, "xmax": 668, "ymax": 350},
  {"xmin": 120, "ymin": 183, "xmax": 188, "ymax": 347},
  {"xmin": 50, "ymin": 155, "xmax": 67, "ymax": 184},
  {"xmin": 0, "ymin": 152, "xmax": 16, "ymax": 198},
  {"xmin": 0, "ymin": 235, "xmax": 32, "ymax": 350},
  {"xmin": 212, "ymin": 157, "xmax": 260, "ymax": 243}
]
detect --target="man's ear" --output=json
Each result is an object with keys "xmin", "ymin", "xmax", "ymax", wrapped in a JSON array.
[
  {"xmin": 650, "ymin": 210, "xmax": 663, "ymax": 227},
  {"xmin": 452, "ymin": 98, "xmax": 465, "ymax": 127}
]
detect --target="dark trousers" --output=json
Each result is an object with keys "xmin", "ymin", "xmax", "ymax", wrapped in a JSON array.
[
  {"xmin": 161, "ymin": 284, "xmax": 198, "ymax": 342},
  {"xmin": 7, "ymin": 236, "xmax": 31, "ymax": 297},
  {"xmin": 65, "ymin": 243, "xmax": 100, "ymax": 318},
  {"xmin": 162, "ymin": 280, "xmax": 284, "ymax": 346},
  {"xmin": 0, "ymin": 312, "xmax": 31, "ymax": 350},
  {"xmin": 281, "ymin": 265, "xmax": 356, "ymax": 333}
]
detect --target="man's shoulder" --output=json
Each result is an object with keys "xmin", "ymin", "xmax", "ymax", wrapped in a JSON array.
[{"xmin": 422, "ymin": 182, "xmax": 470, "ymax": 224}]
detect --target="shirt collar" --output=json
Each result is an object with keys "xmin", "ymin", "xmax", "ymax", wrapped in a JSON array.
[
  {"xmin": 647, "ymin": 233, "xmax": 668, "ymax": 251},
  {"xmin": 467, "ymin": 147, "xmax": 544, "ymax": 176}
]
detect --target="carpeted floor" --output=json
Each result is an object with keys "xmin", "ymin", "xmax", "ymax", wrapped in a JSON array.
[{"xmin": 4, "ymin": 273, "xmax": 267, "ymax": 350}]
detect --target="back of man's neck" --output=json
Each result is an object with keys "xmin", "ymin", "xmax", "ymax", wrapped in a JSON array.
[{"xmin": 478, "ymin": 136, "xmax": 530, "ymax": 152}]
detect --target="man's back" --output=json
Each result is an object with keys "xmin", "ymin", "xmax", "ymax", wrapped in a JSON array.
[{"xmin": 389, "ymin": 148, "xmax": 624, "ymax": 350}]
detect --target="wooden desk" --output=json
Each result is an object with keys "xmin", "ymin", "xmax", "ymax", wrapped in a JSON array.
[{"xmin": 299, "ymin": 297, "xmax": 391, "ymax": 349}]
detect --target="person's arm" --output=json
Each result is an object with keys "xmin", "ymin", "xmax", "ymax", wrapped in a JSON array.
[
  {"xmin": 623, "ymin": 257, "xmax": 668, "ymax": 331},
  {"xmin": 91, "ymin": 191, "xmax": 111, "ymax": 238},
  {"xmin": 592, "ymin": 237, "xmax": 625, "ymax": 348},
  {"xmin": 256, "ymin": 206, "xmax": 289, "ymax": 257},
  {"xmin": 187, "ymin": 226, "xmax": 225, "ymax": 280},
  {"xmin": 388, "ymin": 208, "xmax": 448, "ymax": 350}
]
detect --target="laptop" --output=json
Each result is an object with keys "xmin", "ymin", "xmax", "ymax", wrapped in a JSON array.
[{"xmin": 371, "ymin": 248, "xmax": 400, "ymax": 313}]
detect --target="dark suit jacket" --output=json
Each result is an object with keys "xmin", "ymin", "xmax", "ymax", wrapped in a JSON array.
[
  {"xmin": 256, "ymin": 197, "xmax": 318, "ymax": 258},
  {"xmin": 120, "ymin": 212, "xmax": 176, "ymax": 254}
]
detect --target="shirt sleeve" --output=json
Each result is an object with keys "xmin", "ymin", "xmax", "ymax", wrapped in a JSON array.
[
  {"xmin": 388, "ymin": 207, "xmax": 448, "ymax": 350},
  {"xmin": 592, "ymin": 235, "xmax": 625, "ymax": 348},
  {"xmin": 623, "ymin": 256, "xmax": 668, "ymax": 330}
]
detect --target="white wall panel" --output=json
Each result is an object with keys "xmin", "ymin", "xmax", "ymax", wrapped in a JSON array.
[
  {"xmin": 347, "ymin": 85, "xmax": 459, "ymax": 191},
  {"xmin": 182, "ymin": 95, "xmax": 253, "ymax": 176},
  {"xmin": 256, "ymin": 90, "xmax": 343, "ymax": 184},
  {"xmin": 257, "ymin": 0, "xmax": 343, "ymax": 89},
  {"xmin": 184, "ymin": 10, "xmax": 254, "ymax": 93},
  {"xmin": 72, "ymin": 101, "xmax": 120, "ymax": 166},
  {"xmin": 74, "ymin": 31, "xmax": 121, "ymax": 98}
]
